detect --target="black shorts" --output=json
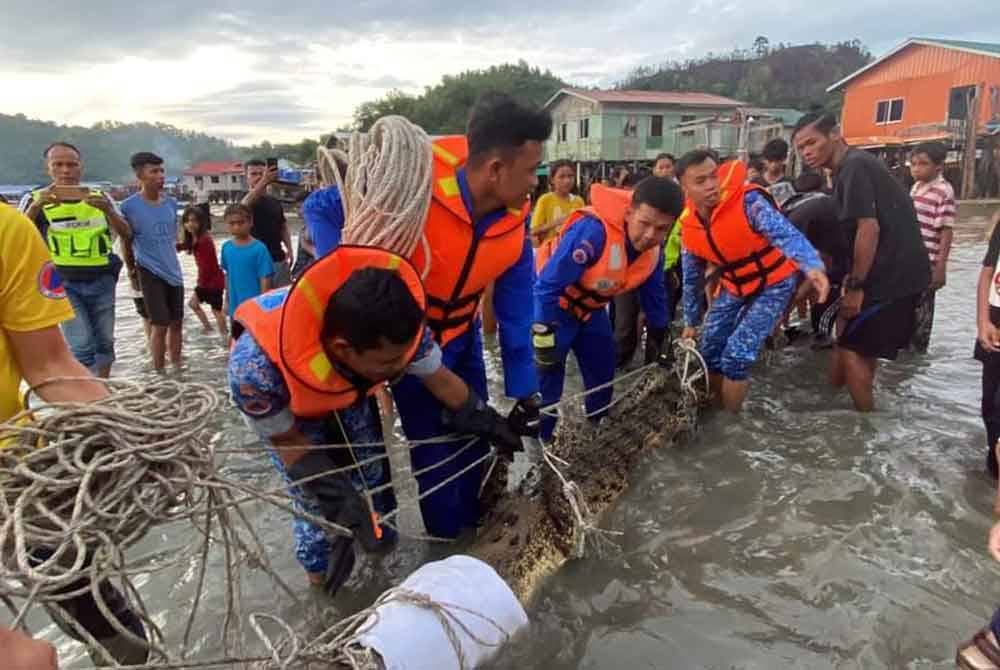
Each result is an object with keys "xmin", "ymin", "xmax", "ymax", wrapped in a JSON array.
[
  {"xmin": 137, "ymin": 266, "xmax": 184, "ymax": 326},
  {"xmin": 132, "ymin": 297, "xmax": 148, "ymax": 320},
  {"xmin": 195, "ymin": 286, "xmax": 224, "ymax": 312},
  {"xmin": 838, "ymin": 293, "xmax": 920, "ymax": 361}
]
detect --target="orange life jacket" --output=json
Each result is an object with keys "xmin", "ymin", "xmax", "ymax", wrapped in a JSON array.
[
  {"xmin": 235, "ymin": 245, "xmax": 427, "ymax": 418},
  {"xmin": 408, "ymin": 135, "xmax": 529, "ymax": 346},
  {"xmin": 679, "ymin": 160, "xmax": 798, "ymax": 297},
  {"xmin": 535, "ymin": 184, "xmax": 660, "ymax": 322}
]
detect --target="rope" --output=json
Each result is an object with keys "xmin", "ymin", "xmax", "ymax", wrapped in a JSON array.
[
  {"xmin": 249, "ymin": 586, "xmax": 511, "ymax": 670},
  {"xmin": 332, "ymin": 116, "xmax": 435, "ymax": 261}
]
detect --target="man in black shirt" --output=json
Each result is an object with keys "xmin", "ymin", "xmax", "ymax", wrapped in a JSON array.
[
  {"xmin": 793, "ymin": 111, "xmax": 930, "ymax": 411},
  {"xmin": 750, "ymin": 137, "xmax": 796, "ymax": 207},
  {"xmin": 242, "ymin": 159, "xmax": 293, "ymax": 287}
]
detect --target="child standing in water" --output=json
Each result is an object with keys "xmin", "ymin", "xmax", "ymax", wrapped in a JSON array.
[
  {"xmin": 530, "ymin": 160, "xmax": 584, "ymax": 247},
  {"xmin": 220, "ymin": 204, "xmax": 273, "ymax": 341},
  {"xmin": 180, "ymin": 206, "xmax": 227, "ymax": 338}
]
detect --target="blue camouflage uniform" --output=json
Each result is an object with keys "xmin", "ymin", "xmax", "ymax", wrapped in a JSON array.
[
  {"xmin": 534, "ymin": 216, "xmax": 666, "ymax": 440},
  {"xmin": 228, "ymin": 287, "xmax": 442, "ymax": 574},
  {"xmin": 681, "ymin": 190, "xmax": 823, "ymax": 381},
  {"xmin": 303, "ymin": 173, "xmax": 537, "ymax": 539}
]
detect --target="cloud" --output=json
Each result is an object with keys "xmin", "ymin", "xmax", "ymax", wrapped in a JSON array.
[
  {"xmin": 328, "ymin": 73, "xmax": 418, "ymax": 89},
  {"xmin": 1, "ymin": 0, "xmax": 995, "ymax": 142}
]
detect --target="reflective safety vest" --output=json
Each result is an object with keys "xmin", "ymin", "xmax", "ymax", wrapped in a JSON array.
[
  {"xmin": 408, "ymin": 136, "xmax": 528, "ymax": 346},
  {"xmin": 235, "ymin": 245, "xmax": 427, "ymax": 418},
  {"xmin": 535, "ymin": 184, "xmax": 660, "ymax": 322},
  {"xmin": 32, "ymin": 189, "xmax": 112, "ymax": 269},
  {"xmin": 679, "ymin": 160, "xmax": 798, "ymax": 297}
]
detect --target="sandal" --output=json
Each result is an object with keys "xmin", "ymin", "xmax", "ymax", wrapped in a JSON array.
[{"xmin": 957, "ymin": 628, "xmax": 1000, "ymax": 669}]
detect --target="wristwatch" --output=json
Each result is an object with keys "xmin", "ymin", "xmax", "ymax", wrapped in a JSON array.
[{"xmin": 844, "ymin": 276, "xmax": 865, "ymax": 291}]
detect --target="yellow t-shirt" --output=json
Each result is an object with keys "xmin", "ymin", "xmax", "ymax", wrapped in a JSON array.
[
  {"xmin": 0, "ymin": 204, "xmax": 74, "ymax": 422},
  {"xmin": 531, "ymin": 192, "xmax": 585, "ymax": 243}
]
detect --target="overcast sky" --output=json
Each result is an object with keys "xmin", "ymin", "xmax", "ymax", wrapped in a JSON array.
[{"xmin": 0, "ymin": 0, "xmax": 994, "ymax": 144}]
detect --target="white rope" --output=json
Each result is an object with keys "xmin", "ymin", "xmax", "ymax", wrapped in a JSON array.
[{"xmin": 332, "ymin": 116, "xmax": 435, "ymax": 259}]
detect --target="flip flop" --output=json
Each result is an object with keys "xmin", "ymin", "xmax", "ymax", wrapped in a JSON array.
[{"xmin": 957, "ymin": 628, "xmax": 1000, "ymax": 669}]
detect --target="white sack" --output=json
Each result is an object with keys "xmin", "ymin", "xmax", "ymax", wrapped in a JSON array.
[{"xmin": 352, "ymin": 554, "xmax": 528, "ymax": 670}]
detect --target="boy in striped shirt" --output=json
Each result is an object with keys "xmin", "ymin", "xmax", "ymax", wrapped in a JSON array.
[{"xmin": 909, "ymin": 141, "xmax": 956, "ymax": 351}]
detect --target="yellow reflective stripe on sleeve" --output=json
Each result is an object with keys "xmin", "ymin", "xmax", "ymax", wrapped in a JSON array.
[
  {"xmin": 296, "ymin": 278, "xmax": 325, "ymax": 320},
  {"xmin": 438, "ymin": 176, "xmax": 460, "ymax": 198},
  {"xmin": 308, "ymin": 352, "xmax": 332, "ymax": 382},
  {"xmin": 432, "ymin": 143, "xmax": 460, "ymax": 166}
]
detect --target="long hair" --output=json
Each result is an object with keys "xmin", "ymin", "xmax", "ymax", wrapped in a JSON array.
[{"xmin": 180, "ymin": 205, "xmax": 211, "ymax": 253}]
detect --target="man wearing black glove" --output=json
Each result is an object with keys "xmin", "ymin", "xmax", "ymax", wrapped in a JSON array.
[
  {"xmin": 506, "ymin": 393, "xmax": 541, "ymax": 438},
  {"xmin": 443, "ymin": 390, "xmax": 524, "ymax": 458},
  {"xmin": 229, "ymin": 247, "xmax": 515, "ymax": 594},
  {"xmin": 533, "ymin": 176, "xmax": 684, "ymax": 441}
]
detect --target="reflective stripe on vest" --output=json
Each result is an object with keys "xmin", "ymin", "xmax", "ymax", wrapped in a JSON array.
[
  {"xmin": 412, "ymin": 135, "xmax": 528, "ymax": 345},
  {"xmin": 33, "ymin": 189, "xmax": 112, "ymax": 268},
  {"xmin": 535, "ymin": 184, "xmax": 660, "ymax": 322},
  {"xmin": 235, "ymin": 246, "xmax": 427, "ymax": 418},
  {"xmin": 679, "ymin": 161, "xmax": 798, "ymax": 298}
]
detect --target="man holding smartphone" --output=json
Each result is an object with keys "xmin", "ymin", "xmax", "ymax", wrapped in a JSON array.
[
  {"xmin": 19, "ymin": 141, "xmax": 131, "ymax": 378},
  {"xmin": 242, "ymin": 158, "xmax": 294, "ymax": 287}
]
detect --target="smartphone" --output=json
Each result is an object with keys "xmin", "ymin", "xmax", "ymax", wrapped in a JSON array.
[
  {"xmin": 52, "ymin": 185, "xmax": 90, "ymax": 201},
  {"xmin": 266, "ymin": 157, "xmax": 278, "ymax": 171}
]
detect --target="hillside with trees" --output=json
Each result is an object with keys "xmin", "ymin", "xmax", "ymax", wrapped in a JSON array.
[
  {"xmin": 0, "ymin": 115, "xmax": 243, "ymax": 184},
  {"xmin": 351, "ymin": 61, "xmax": 566, "ymax": 132},
  {"xmin": 621, "ymin": 38, "xmax": 872, "ymax": 111},
  {"xmin": 0, "ymin": 114, "xmax": 324, "ymax": 185}
]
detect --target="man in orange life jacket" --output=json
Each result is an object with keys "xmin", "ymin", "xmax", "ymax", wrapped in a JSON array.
[
  {"xmin": 533, "ymin": 177, "xmax": 685, "ymax": 440},
  {"xmin": 676, "ymin": 150, "xmax": 830, "ymax": 412},
  {"xmin": 227, "ymin": 246, "xmax": 521, "ymax": 593},
  {"xmin": 302, "ymin": 93, "xmax": 551, "ymax": 538}
]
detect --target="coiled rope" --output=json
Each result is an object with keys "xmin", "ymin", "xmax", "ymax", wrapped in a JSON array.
[{"xmin": 319, "ymin": 116, "xmax": 435, "ymax": 262}]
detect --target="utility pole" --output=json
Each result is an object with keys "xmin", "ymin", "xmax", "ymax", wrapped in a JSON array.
[{"xmin": 961, "ymin": 83, "xmax": 981, "ymax": 200}]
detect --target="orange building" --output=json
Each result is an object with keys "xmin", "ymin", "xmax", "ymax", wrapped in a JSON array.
[{"xmin": 828, "ymin": 38, "xmax": 1000, "ymax": 149}]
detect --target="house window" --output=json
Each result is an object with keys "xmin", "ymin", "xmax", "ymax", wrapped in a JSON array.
[
  {"xmin": 232, "ymin": 175, "xmax": 240, "ymax": 184},
  {"xmin": 949, "ymin": 85, "xmax": 976, "ymax": 120},
  {"xmin": 681, "ymin": 115, "xmax": 697, "ymax": 123},
  {"xmin": 623, "ymin": 116, "xmax": 638, "ymax": 137},
  {"xmin": 650, "ymin": 115, "xmax": 664, "ymax": 137},
  {"xmin": 558, "ymin": 123, "xmax": 568, "ymax": 142},
  {"xmin": 875, "ymin": 98, "xmax": 904, "ymax": 125},
  {"xmin": 578, "ymin": 118, "xmax": 589, "ymax": 139},
  {"xmin": 210, "ymin": 175, "xmax": 220, "ymax": 184}
]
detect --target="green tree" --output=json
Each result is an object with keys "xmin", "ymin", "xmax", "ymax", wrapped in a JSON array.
[{"xmin": 350, "ymin": 62, "xmax": 564, "ymax": 133}]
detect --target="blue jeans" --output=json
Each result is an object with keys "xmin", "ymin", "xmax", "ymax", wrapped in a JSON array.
[{"xmin": 61, "ymin": 274, "xmax": 117, "ymax": 372}]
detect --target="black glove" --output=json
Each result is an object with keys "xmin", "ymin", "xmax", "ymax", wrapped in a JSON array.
[
  {"xmin": 507, "ymin": 394, "xmax": 541, "ymax": 438},
  {"xmin": 643, "ymin": 326, "xmax": 668, "ymax": 364},
  {"xmin": 444, "ymin": 391, "xmax": 524, "ymax": 459},
  {"xmin": 287, "ymin": 451, "xmax": 381, "ymax": 553},
  {"xmin": 532, "ymin": 322, "xmax": 560, "ymax": 372}
]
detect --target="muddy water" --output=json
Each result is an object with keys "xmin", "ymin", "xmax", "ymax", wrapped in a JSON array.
[{"xmin": 38, "ymin": 234, "xmax": 1000, "ymax": 669}]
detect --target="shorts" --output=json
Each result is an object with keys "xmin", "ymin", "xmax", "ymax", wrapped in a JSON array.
[
  {"xmin": 195, "ymin": 286, "xmax": 224, "ymax": 312},
  {"xmin": 838, "ymin": 293, "xmax": 920, "ymax": 361},
  {"xmin": 272, "ymin": 260, "xmax": 291, "ymax": 289},
  {"xmin": 133, "ymin": 297, "xmax": 148, "ymax": 320},
  {"xmin": 137, "ymin": 265, "xmax": 184, "ymax": 326}
]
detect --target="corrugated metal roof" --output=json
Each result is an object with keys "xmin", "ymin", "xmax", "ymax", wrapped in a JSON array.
[
  {"xmin": 183, "ymin": 161, "xmax": 244, "ymax": 176},
  {"xmin": 828, "ymin": 37, "xmax": 1000, "ymax": 92},
  {"xmin": 917, "ymin": 38, "xmax": 1000, "ymax": 57},
  {"xmin": 545, "ymin": 87, "xmax": 744, "ymax": 109}
]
